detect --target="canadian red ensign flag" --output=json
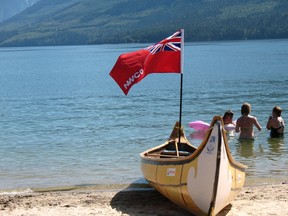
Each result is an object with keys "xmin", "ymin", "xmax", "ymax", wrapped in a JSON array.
[{"xmin": 109, "ymin": 30, "xmax": 183, "ymax": 95}]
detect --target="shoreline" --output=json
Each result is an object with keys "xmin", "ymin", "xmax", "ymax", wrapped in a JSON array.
[
  {"xmin": 1, "ymin": 176, "xmax": 286, "ymax": 194},
  {"xmin": 1, "ymin": 181, "xmax": 287, "ymax": 216}
]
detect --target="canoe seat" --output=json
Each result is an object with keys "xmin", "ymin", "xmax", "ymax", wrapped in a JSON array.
[
  {"xmin": 161, "ymin": 149, "xmax": 191, "ymax": 156},
  {"xmin": 165, "ymin": 141, "xmax": 196, "ymax": 153}
]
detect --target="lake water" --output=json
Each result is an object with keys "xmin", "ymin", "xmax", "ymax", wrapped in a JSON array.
[{"xmin": 0, "ymin": 40, "xmax": 287, "ymax": 191}]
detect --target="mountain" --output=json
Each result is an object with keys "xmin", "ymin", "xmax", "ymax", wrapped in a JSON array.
[
  {"xmin": 0, "ymin": 0, "xmax": 287, "ymax": 47},
  {"xmin": 0, "ymin": 0, "xmax": 40, "ymax": 23}
]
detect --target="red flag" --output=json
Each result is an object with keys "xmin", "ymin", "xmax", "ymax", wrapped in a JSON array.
[{"xmin": 109, "ymin": 30, "xmax": 183, "ymax": 95}]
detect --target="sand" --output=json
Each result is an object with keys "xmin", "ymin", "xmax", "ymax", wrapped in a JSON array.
[{"xmin": 0, "ymin": 182, "xmax": 287, "ymax": 216}]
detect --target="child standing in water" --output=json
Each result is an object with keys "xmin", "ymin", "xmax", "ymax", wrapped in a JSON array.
[
  {"xmin": 235, "ymin": 102, "xmax": 262, "ymax": 139},
  {"xmin": 266, "ymin": 106, "xmax": 285, "ymax": 138},
  {"xmin": 222, "ymin": 110, "xmax": 235, "ymax": 126}
]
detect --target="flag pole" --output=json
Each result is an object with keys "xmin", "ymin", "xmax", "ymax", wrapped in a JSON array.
[{"xmin": 178, "ymin": 29, "xmax": 184, "ymax": 144}]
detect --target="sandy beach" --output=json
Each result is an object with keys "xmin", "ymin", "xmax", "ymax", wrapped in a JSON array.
[{"xmin": 0, "ymin": 182, "xmax": 287, "ymax": 216}]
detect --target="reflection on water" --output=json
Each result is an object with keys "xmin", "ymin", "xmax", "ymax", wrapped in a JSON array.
[
  {"xmin": 235, "ymin": 139, "xmax": 265, "ymax": 158},
  {"xmin": 189, "ymin": 131, "xmax": 206, "ymax": 140},
  {"xmin": 235, "ymin": 139, "xmax": 254, "ymax": 158},
  {"xmin": 267, "ymin": 137, "xmax": 284, "ymax": 154},
  {"xmin": 231, "ymin": 138, "xmax": 262, "ymax": 179},
  {"xmin": 267, "ymin": 137, "xmax": 285, "ymax": 157}
]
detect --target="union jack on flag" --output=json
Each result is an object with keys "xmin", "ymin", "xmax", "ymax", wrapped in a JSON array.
[
  {"xmin": 146, "ymin": 31, "xmax": 182, "ymax": 54},
  {"xmin": 110, "ymin": 29, "xmax": 183, "ymax": 95}
]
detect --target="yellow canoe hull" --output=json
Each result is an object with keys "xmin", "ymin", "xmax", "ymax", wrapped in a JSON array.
[{"xmin": 140, "ymin": 116, "xmax": 247, "ymax": 216}]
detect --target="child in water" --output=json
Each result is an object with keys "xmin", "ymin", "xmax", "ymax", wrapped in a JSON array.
[
  {"xmin": 222, "ymin": 110, "xmax": 235, "ymax": 125},
  {"xmin": 235, "ymin": 102, "xmax": 262, "ymax": 139},
  {"xmin": 266, "ymin": 106, "xmax": 285, "ymax": 138}
]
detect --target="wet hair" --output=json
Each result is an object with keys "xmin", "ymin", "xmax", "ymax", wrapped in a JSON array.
[
  {"xmin": 241, "ymin": 102, "xmax": 251, "ymax": 115},
  {"xmin": 273, "ymin": 106, "xmax": 282, "ymax": 117}
]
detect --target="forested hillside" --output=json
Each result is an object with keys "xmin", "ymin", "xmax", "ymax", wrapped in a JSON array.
[
  {"xmin": 0, "ymin": 0, "xmax": 39, "ymax": 23},
  {"xmin": 0, "ymin": 0, "xmax": 287, "ymax": 46}
]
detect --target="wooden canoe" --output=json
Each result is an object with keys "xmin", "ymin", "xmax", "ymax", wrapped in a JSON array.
[{"xmin": 140, "ymin": 116, "xmax": 247, "ymax": 216}]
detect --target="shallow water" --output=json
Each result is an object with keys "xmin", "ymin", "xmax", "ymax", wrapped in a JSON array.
[{"xmin": 0, "ymin": 40, "xmax": 287, "ymax": 191}]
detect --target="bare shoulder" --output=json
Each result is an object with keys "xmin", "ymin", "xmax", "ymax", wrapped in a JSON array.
[
  {"xmin": 237, "ymin": 116, "xmax": 244, "ymax": 122},
  {"xmin": 280, "ymin": 117, "xmax": 285, "ymax": 125},
  {"xmin": 248, "ymin": 115, "xmax": 258, "ymax": 122}
]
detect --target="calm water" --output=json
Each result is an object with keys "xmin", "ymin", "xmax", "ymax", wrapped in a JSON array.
[{"xmin": 0, "ymin": 40, "xmax": 287, "ymax": 191}]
